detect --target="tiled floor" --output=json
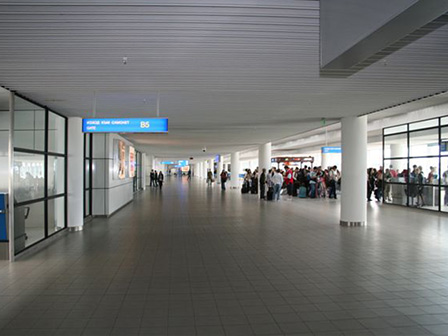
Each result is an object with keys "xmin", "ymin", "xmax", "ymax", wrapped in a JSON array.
[{"xmin": 1, "ymin": 177, "xmax": 448, "ymax": 335}]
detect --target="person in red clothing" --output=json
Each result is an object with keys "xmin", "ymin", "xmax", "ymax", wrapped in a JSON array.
[{"xmin": 284, "ymin": 165, "xmax": 294, "ymax": 198}]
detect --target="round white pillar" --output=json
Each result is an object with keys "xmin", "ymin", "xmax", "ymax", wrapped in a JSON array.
[
  {"xmin": 202, "ymin": 161, "xmax": 207, "ymax": 179},
  {"xmin": 230, "ymin": 152, "xmax": 241, "ymax": 188},
  {"xmin": 141, "ymin": 154, "xmax": 147, "ymax": 190},
  {"xmin": 340, "ymin": 116, "xmax": 367, "ymax": 226},
  {"xmin": 67, "ymin": 117, "xmax": 84, "ymax": 231},
  {"xmin": 259, "ymin": 142, "xmax": 272, "ymax": 173}
]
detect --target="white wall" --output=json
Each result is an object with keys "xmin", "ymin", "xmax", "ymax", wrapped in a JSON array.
[{"xmin": 92, "ymin": 133, "xmax": 134, "ymax": 216}]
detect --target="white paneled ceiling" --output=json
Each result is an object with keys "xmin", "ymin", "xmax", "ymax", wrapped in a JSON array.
[{"xmin": 0, "ymin": 0, "xmax": 447, "ymax": 158}]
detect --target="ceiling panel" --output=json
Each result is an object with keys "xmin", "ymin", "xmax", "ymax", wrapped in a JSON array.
[{"xmin": 0, "ymin": 0, "xmax": 447, "ymax": 158}]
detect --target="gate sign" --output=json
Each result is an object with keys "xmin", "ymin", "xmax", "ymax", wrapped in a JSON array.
[
  {"xmin": 83, "ymin": 118, "xmax": 168, "ymax": 133},
  {"xmin": 321, "ymin": 146, "xmax": 341, "ymax": 154}
]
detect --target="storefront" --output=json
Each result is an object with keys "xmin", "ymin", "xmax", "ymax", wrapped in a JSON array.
[
  {"xmin": 271, "ymin": 156, "xmax": 314, "ymax": 169},
  {"xmin": 383, "ymin": 116, "xmax": 448, "ymax": 212}
]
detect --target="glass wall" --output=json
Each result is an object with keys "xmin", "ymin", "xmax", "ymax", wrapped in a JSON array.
[
  {"xmin": 383, "ymin": 116, "xmax": 447, "ymax": 212},
  {"xmin": 13, "ymin": 96, "xmax": 67, "ymax": 254}
]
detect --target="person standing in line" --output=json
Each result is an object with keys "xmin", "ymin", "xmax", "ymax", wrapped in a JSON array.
[
  {"xmin": 375, "ymin": 168, "xmax": 383, "ymax": 201},
  {"xmin": 328, "ymin": 166, "xmax": 337, "ymax": 199},
  {"xmin": 416, "ymin": 167, "xmax": 425, "ymax": 207},
  {"xmin": 252, "ymin": 169, "xmax": 259, "ymax": 194},
  {"xmin": 150, "ymin": 169, "xmax": 155, "ymax": 187},
  {"xmin": 266, "ymin": 168, "xmax": 273, "ymax": 189},
  {"xmin": 272, "ymin": 168, "xmax": 284, "ymax": 201},
  {"xmin": 220, "ymin": 169, "xmax": 228, "ymax": 190},
  {"xmin": 284, "ymin": 166, "xmax": 294, "ymax": 199},
  {"xmin": 187, "ymin": 169, "xmax": 191, "ymax": 180},
  {"xmin": 443, "ymin": 166, "xmax": 448, "ymax": 206},
  {"xmin": 367, "ymin": 168, "xmax": 375, "ymax": 201},
  {"xmin": 384, "ymin": 168, "xmax": 392, "ymax": 202},
  {"xmin": 389, "ymin": 165, "xmax": 398, "ymax": 178},
  {"xmin": 158, "ymin": 171, "xmax": 164, "ymax": 190},
  {"xmin": 244, "ymin": 169, "xmax": 252, "ymax": 191},
  {"xmin": 259, "ymin": 168, "xmax": 266, "ymax": 199},
  {"xmin": 154, "ymin": 170, "xmax": 158, "ymax": 187},
  {"xmin": 207, "ymin": 169, "xmax": 213, "ymax": 187}
]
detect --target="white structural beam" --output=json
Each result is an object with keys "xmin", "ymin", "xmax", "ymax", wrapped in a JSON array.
[
  {"xmin": 230, "ymin": 152, "xmax": 241, "ymax": 188},
  {"xmin": 67, "ymin": 117, "xmax": 84, "ymax": 231},
  {"xmin": 340, "ymin": 116, "xmax": 367, "ymax": 226},
  {"xmin": 258, "ymin": 142, "xmax": 272, "ymax": 172}
]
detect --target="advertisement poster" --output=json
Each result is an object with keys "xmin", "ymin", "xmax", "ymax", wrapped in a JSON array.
[
  {"xmin": 129, "ymin": 146, "xmax": 136, "ymax": 178},
  {"xmin": 114, "ymin": 140, "xmax": 127, "ymax": 180}
]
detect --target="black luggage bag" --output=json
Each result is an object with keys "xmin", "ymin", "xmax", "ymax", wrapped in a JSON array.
[{"xmin": 267, "ymin": 187, "xmax": 274, "ymax": 201}]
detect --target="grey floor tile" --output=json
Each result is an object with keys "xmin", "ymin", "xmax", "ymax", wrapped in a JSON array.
[
  {"xmin": 223, "ymin": 324, "xmax": 254, "ymax": 336},
  {"xmin": 220, "ymin": 314, "xmax": 249, "ymax": 325},
  {"xmin": 196, "ymin": 325, "xmax": 225, "ymax": 336},
  {"xmin": 278, "ymin": 321, "xmax": 310, "ymax": 334},
  {"xmin": 1, "ymin": 180, "xmax": 448, "ymax": 336},
  {"xmin": 422, "ymin": 324, "xmax": 448, "ymax": 336},
  {"xmin": 306, "ymin": 321, "xmax": 338, "ymax": 333}
]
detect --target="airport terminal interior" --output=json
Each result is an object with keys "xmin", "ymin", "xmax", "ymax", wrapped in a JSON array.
[{"xmin": 1, "ymin": 1, "xmax": 448, "ymax": 335}]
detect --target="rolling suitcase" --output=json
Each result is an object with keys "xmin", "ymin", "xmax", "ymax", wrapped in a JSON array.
[
  {"xmin": 267, "ymin": 187, "xmax": 274, "ymax": 201},
  {"xmin": 309, "ymin": 184, "xmax": 316, "ymax": 198},
  {"xmin": 298, "ymin": 186, "xmax": 307, "ymax": 198},
  {"xmin": 292, "ymin": 186, "xmax": 298, "ymax": 197},
  {"xmin": 241, "ymin": 184, "xmax": 249, "ymax": 194}
]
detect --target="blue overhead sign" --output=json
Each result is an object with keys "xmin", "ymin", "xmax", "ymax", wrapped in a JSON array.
[
  {"xmin": 322, "ymin": 146, "xmax": 341, "ymax": 154},
  {"xmin": 82, "ymin": 118, "xmax": 168, "ymax": 133},
  {"xmin": 160, "ymin": 161, "xmax": 175, "ymax": 165},
  {"xmin": 178, "ymin": 160, "xmax": 189, "ymax": 167}
]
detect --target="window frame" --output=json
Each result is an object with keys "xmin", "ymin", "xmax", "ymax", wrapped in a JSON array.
[{"xmin": 13, "ymin": 94, "xmax": 68, "ymax": 255}]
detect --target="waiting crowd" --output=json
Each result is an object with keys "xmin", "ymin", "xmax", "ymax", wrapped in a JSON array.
[
  {"xmin": 218, "ymin": 166, "xmax": 342, "ymax": 201},
  {"xmin": 377, "ymin": 164, "xmax": 447, "ymax": 206},
  {"xmin": 216, "ymin": 165, "xmax": 442, "ymax": 204}
]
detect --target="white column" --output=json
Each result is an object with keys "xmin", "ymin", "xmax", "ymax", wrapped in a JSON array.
[
  {"xmin": 203, "ymin": 161, "xmax": 208, "ymax": 178},
  {"xmin": 141, "ymin": 154, "xmax": 147, "ymax": 190},
  {"xmin": 199, "ymin": 162, "xmax": 203, "ymax": 178},
  {"xmin": 217, "ymin": 157, "xmax": 223, "ymax": 183},
  {"xmin": 258, "ymin": 142, "xmax": 272, "ymax": 173},
  {"xmin": 230, "ymin": 152, "xmax": 241, "ymax": 188},
  {"xmin": 340, "ymin": 116, "xmax": 367, "ymax": 226},
  {"xmin": 67, "ymin": 118, "xmax": 84, "ymax": 231}
]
